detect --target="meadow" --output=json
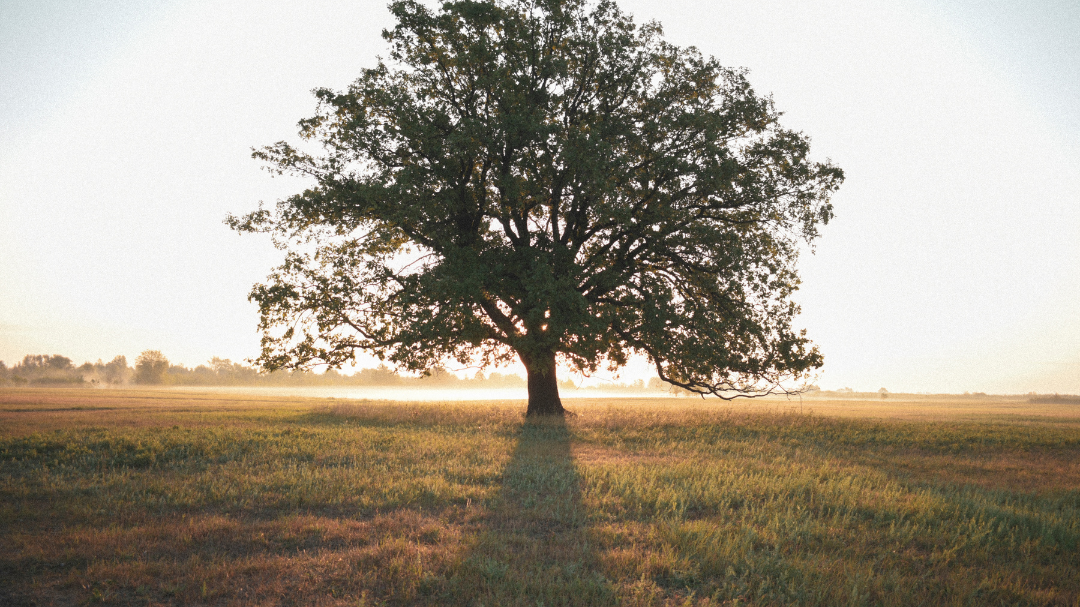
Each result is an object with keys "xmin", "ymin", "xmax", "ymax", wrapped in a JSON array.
[{"xmin": 1, "ymin": 388, "xmax": 1078, "ymax": 606}]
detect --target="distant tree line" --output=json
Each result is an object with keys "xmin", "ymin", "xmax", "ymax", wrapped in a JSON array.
[
  {"xmin": 1027, "ymin": 394, "xmax": 1080, "ymax": 404},
  {"xmin": 0, "ymin": 350, "xmax": 690, "ymax": 392},
  {"xmin": 0, "ymin": 355, "xmax": 131, "ymax": 386},
  {"xmin": 0, "ymin": 350, "xmax": 538, "ymax": 388}
]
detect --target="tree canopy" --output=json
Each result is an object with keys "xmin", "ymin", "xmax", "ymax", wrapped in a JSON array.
[
  {"xmin": 228, "ymin": 0, "xmax": 844, "ymax": 416},
  {"xmin": 134, "ymin": 350, "xmax": 170, "ymax": 385}
]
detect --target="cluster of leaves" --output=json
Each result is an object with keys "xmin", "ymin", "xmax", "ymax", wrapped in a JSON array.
[{"xmin": 230, "ymin": 0, "xmax": 843, "ymax": 399}]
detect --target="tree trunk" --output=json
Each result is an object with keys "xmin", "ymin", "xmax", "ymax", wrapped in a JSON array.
[{"xmin": 523, "ymin": 350, "xmax": 565, "ymax": 417}]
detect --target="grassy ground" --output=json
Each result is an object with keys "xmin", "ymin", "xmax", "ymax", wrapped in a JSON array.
[{"xmin": 1, "ymin": 388, "xmax": 1078, "ymax": 606}]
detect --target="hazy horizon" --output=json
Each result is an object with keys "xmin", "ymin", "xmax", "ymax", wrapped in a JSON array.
[{"xmin": 2, "ymin": 0, "xmax": 1078, "ymax": 394}]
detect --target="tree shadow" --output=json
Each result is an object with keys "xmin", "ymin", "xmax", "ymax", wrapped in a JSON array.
[{"xmin": 450, "ymin": 416, "xmax": 614, "ymax": 605}]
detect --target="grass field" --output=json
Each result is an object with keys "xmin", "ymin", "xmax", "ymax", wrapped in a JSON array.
[{"xmin": 1, "ymin": 388, "xmax": 1078, "ymax": 606}]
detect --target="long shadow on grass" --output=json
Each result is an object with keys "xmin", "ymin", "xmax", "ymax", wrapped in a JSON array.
[{"xmin": 449, "ymin": 416, "xmax": 614, "ymax": 606}]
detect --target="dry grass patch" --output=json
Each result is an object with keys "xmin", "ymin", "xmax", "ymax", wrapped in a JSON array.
[
  {"xmin": 7, "ymin": 509, "xmax": 477, "ymax": 605},
  {"xmin": 2, "ymin": 388, "xmax": 1079, "ymax": 605}
]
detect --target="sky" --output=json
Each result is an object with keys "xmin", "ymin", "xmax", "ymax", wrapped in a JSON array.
[{"xmin": 1, "ymin": 0, "xmax": 1077, "ymax": 394}]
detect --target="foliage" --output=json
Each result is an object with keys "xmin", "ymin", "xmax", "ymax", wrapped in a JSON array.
[
  {"xmin": 75, "ymin": 355, "xmax": 135, "ymax": 385},
  {"xmin": 228, "ymin": 0, "xmax": 843, "ymax": 412},
  {"xmin": 134, "ymin": 350, "xmax": 170, "ymax": 385},
  {"xmin": 101, "ymin": 355, "xmax": 132, "ymax": 384},
  {"xmin": 15, "ymin": 354, "xmax": 75, "ymax": 372},
  {"xmin": 2, "ymin": 354, "xmax": 82, "ymax": 385},
  {"xmin": 0, "ymin": 355, "xmax": 138, "ymax": 386},
  {"xmin": 0, "ymin": 350, "xmax": 538, "ymax": 388}
]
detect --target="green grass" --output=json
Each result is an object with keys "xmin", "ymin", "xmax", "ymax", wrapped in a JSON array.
[{"xmin": 1, "ymin": 389, "xmax": 1078, "ymax": 605}]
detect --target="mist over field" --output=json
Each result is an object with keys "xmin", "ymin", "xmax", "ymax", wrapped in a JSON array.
[{"xmin": 0, "ymin": 351, "xmax": 664, "ymax": 394}]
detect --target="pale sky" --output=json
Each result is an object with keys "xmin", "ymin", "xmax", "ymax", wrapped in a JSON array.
[{"xmin": 1, "ymin": 0, "xmax": 1077, "ymax": 393}]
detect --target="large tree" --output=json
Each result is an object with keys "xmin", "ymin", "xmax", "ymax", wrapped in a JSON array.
[
  {"xmin": 134, "ymin": 350, "xmax": 170, "ymax": 385},
  {"xmin": 229, "ymin": 0, "xmax": 843, "ymax": 416}
]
